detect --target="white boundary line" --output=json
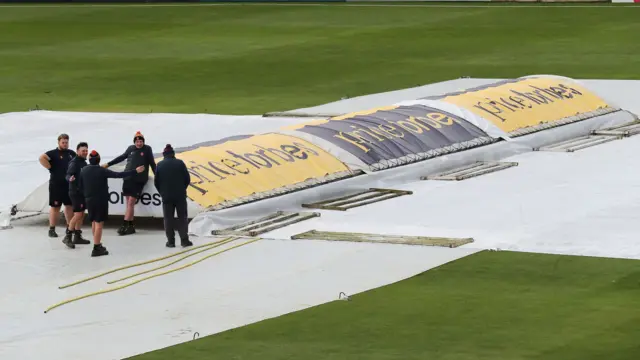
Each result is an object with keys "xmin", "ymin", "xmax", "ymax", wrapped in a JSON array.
[{"xmin": 0, "ymin": 3, "xmax": 637, "ymax": 9}]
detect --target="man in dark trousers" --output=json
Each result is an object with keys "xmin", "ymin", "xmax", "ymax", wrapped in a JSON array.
[
  {"xmin": 79, "ymin": 150, "xmax": 144, "ymax": 257},
  {"xmin": 38, "ymin": 134, "xmax": 76, "ymax": 239},
  {"xmin": 63, "ymin": 142, "xmax": 91, "ymax": 249},
  {"xmin": 102, "ymin": 131, "xmax": 156, "ymax": 236},
  {"xmin": 154, "ymin": 144, "xmax": 193, "ymax": 248}
]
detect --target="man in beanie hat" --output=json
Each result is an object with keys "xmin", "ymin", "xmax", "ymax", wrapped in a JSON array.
[
  {"xmin": 103, "ymin": 131, "xmax": 156, "ymax": 236},
  {"xmin": 80, "ymin": 150, "xmax": 144, "ymax": 257},
  {"xmin": 154, "ymin": 144, "xmax": 193, "ymax": 248}
]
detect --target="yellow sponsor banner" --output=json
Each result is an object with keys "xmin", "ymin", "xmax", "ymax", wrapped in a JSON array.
[
  {"xmin": 441, "ymin": 77, "xmax": 611, "ymax": 133},
  {"xmin": 174, "ymin": 133, "xmax": 349, "ymax": 208}
]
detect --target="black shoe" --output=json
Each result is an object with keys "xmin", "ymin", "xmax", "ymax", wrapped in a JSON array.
[
  {"xmin": 119, "ymin": 222, "xmax": 136, "ymax": 236},
  {"xmin": 48, "ymin": 228, "xmax": 58, "ymax": 238},
  {"xmin": 73, "ymin": 230, "xmax": 90, "ymax": 245},
  {"xmin": 62, "ymin": 230, "xmax": 75, "ymax": 249},
  {"xmin": 91, "ymin": 244, "xmax": 109, "ymax": 257},
  {"xmin": 122, "ymin": 225, "xmax": 136, "ymax": 235},
  {"xmin": 166, "ymin": 241, "xmax": 176, "ymax": 248},
  {"xmin": 181, "ymin": 239, "xmax": 193, "ymax": 248}
]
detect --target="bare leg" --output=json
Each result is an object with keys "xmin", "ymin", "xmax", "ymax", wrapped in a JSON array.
[
  {"xmin": 49, "ymin": 207, "xmax": 60, "ymax": 227},
  {"xmin": 63, "ymin": 205, "xmax": 73, "ymax": 228},
  {"xmin": 94, "ymin": 222, "xmax": 103, "ymax": 245},
  {"xmin": 124, "ymin": 196, "xmax": 136, "ymax": 221},
  {"xmin": 92, "ymin": 221, "xmax": 96, "ymax": 237},
  {"xmin": 71, "ymin": 212, "xmax": 84, "ymax": 231}
]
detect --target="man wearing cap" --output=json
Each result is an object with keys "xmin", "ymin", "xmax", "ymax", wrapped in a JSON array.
[
  {"xmin": 102, "ymin": 131, "xmax": 156, "ymax": 236},
  {"xmin": 39, "ymin": 134, "xmax": 76, "ymax": 239},
  {"xmin": 154, "ymin": 144, "xmax": 193, "ymax": 248},
  {"xmin": 80, "ymin": 150, "xmax": 144, "ymax": 257},
  {"xmin": 63, "ymin": 142, "xmax": 91, "ymax": 249}
]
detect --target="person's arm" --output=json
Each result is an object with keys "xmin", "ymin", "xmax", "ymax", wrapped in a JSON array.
[
  {"xmin": 65, "ymin": 161, "xmax": 77, "ymax": 182},
  {"xmin": 183, "ymin": 162, "xmax": 191, "ymax": 189},
  {"xmin": 39, "ymin": 151, "xmax": 53, "ymax": 170},
  {"xmin": 153, "ymin": 163, "xmax": 161, "ymax": 191},
  {"xmin": 105, "ymin": 165, "xmax": 145, "ymax": 179},
  {"xmin": 105, "ymin": 169, "xmax": 137, "ymax": 179},
  {"xmin": 77, "ymin": 171, "xmax": 84, "ymax": 194},
  {"xmin": 106, "ymin": 146, "xmax": 132, "ymax": 167},
  {"xmin": 147, "ymin": 147, "xmax": 157, "ymax": 175}
]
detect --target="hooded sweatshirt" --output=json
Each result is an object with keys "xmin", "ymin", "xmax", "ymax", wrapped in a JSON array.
[{"xmin": 107, "ymin": 132, "xmax": 156, "ymax": 184}]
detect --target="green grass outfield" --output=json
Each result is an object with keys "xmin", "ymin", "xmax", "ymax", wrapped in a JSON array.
[
  {"xmin": 3, "ymin": 3, "xmax": 640, "ymax": 360},
  {"xmin": 1, "ymin": 3, "xmax": 639, "ymax": 114},
  {"xmin": 130, "ymin": 251, "xmax": 640, "ymax": 360}
]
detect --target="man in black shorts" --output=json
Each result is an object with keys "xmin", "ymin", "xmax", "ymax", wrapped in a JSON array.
[
  {"xmin": 79, "ymin": 150, "xmax": 144, "ymax": 257},
  {"xmin": 103, "ymin": 131, "xmax": 156, "ymax": 236},
  {"xmin": 64, "ymin": 142, "xmax": 91, "ymax": 249},
  {"xmin": 39, "ymin": 134, "xmax": 76, "ymax": 238}
]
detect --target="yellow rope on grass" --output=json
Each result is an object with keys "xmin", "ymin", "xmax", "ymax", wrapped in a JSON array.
[
  {"xmin": 106, "ymin": 237, "xmax": 238, "ymax": 284},
  {"xmin": 58, "ymin": 237, "xmax": 237, "ymax": 289},
  {"xmin": 45, "ymin": 238, "xmax": 259, "ymax": 314}
]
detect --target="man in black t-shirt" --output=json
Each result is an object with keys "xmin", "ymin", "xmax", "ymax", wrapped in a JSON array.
[
  {"xmin": 103, "ymin": 131, "xmax": 156, "ymax": 236},
  {"xmin": 39, "ymin": 134, "xmax": 76, "ymax": 239},
  {"xmin": 64, "ymin": 142, "xmax": 91, "ymax": 249}
]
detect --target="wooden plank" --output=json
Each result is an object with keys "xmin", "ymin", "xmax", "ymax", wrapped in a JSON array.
[
  {"xmin": 291, "ymin": 230, "xmax": 474, "ymax": 248},
  {"xmin": 248, "ymin": 212, "xmax": 320, "ymax": 237},
  {"xmin": 452, "ymin": 162, "xmax": 517, "ymax": 180},
  {"xmin": 325, "ymin": 192, "xmax": 385, "ymax": 208},
  {"xmin": 237, "ymin": 213, "xmax": 298, "ymax": 232},
  {"xmin": 425, "ymin": 162, "xmax": 487, "ymax": 178},
  {"xmin": 303, "ymin": 189, "xmax": 373, "ymax": 207},
  {"xmin": 368, "ymin": 188, "xmax": 413, "ymax": 195},
  {"xmin": 564, "ymin": 136, "xmax": 620, "ymax": 152},
  {"xmin": 302, "ymin": 188, "xmax": 411, "ymax": 211},
  {"xmin": 339, "ymin": 193, "xmax": 404, "ymax": 210},
  {"xmin": 426, "ymin": 163, "xmax": 503, "ymax": 180},
  {"xmin": 537, "ymin": 135, "xmax": 619, "ymax": 152},
  {"xmin": 219, "ymin": 211, "xmax": 284, "ymax": 232}
]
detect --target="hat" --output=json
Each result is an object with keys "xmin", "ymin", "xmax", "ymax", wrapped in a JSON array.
[
  {"xmin": 89, "ymin": 150, "xmax": 100, "ymax": 164},
  {"xmin": 133, "ymin": 131, "xmax": 145, "ymax": 143},
  {"xmin": 163, "ymin": 144, "xmax": 175, "ymax": 156}
]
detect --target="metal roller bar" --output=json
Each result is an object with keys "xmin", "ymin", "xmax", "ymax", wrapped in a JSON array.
[{"xmin": 291, "ymin": 230, "xmax": 474, "ymax": 248}]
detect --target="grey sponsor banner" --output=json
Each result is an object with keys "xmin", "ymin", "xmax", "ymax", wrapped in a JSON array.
[{"xmin": 295, "ymin": 104, "xmax": 488, "ymax": 166}]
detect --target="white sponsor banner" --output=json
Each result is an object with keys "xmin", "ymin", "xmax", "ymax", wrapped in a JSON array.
[{"xmin": 14, "ymin": 178, "xmax": 202, "ymax": 219}]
